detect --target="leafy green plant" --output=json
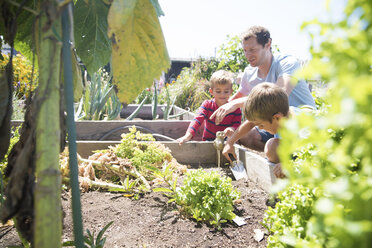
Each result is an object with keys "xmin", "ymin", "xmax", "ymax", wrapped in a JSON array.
[
  {"xmin": 150, "ymin": 162, "xmax": 178, "ymax": 202},
  {"xmin": 263, "ymin": 0, "xmax": 372, "ymax": 247},
  {"xmin": 114, "ymin": 126, "xmax": 173, "ymax": 177},
  {"xmin": 63, "ymin": 221, "xmax": 113, "ymax": 248},
  {"xmin": 75, "ymin": 68, "xmax": 122, "ymax": 120},
  {"xmin": 175, "ymin": 169, "xmax": 240, "ymax": 229},
  {"xmin": 262, "ymin": 184, "xmax": 317, "ymax": 247}
]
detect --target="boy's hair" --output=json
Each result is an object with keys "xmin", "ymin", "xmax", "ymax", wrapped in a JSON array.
[
  {"xmin": 209, "ymin": 70, "xmax": 233, "ymax": 89},
  {"xmin": 244, "ymin": 83, "xmax": 289, "ymax": 122},
  {"xmin": 241, "ymin": 26, "xmax": 271, "ymax": 47}
]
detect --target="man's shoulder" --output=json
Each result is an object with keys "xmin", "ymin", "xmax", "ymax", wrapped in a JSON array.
[{"xmin": 274, "ymin": 53, "xmax": 299, "ymax": 64}]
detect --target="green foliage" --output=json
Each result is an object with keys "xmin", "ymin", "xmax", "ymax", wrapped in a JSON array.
[
  {"xmin": 264, "ymin": 0, "xmax": 372, "ymax": 247},
  {"xmin": 0, "ymin": 126, "xmax": 20, "ymax": 175},
  {"xmin": 73, "ymin": 0, "xmax": 111, "ymax": 76},
  {"xmin": 175, "ymin": 169, "xmax": 240, "ymax": 229},
  {"xmin": 63, "ymin": 221, "xmax": 113, "ymax": 248},
  {"xmin": 0, "ymin": 54, "xmax": 38, "ymax": 99},
  {"xmin": 75, "ymin": 68, "xmax": 121, "ymax": 120},
  {"xmin": 160, "ymin": 35, "xmax": 246, "ymax": 112},
  {"xmin": 114, "ymin": 126, "xmax": 173, "ymax": 175},
  {"xmin": 160, "ymin": 66, "xmax": 211, "ymax": 112},
  {"xmin": 216, "ymin": 35, "xmax": 248, "ymax": 73},
  {"xmin": 262, "ymin": 184, "xmax": 317, "ymax": 247}
]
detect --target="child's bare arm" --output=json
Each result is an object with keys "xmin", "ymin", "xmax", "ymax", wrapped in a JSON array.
[
  {"xmin": 223, "ymin": 127, "xmax": 235, "ymax": 138},
  {"xmin": 177, "ymin": 132, "xmax": 193, "ymax": 146}
]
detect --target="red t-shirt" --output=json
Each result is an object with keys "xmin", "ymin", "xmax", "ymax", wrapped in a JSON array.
[{"xmin": 188, "ymin": 99, "xmax": 242, "ymax": 141}]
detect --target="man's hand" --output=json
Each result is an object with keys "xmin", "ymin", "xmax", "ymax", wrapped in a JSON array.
[
  {"xmin": 210, "ymin": 102, "xmax": 238, "ymax": 125},
  {"xmin": 273, "ymin": 163, "xmax": 286, "ymax": 178}
]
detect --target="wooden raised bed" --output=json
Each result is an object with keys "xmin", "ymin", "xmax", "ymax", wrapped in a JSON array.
[
  {"xmin": 76, "ymin": 140, "xmax": 275, "ymax": 192},
  {"xmin": 11, "ymin": 104, "xmax": 275, "ymax": 191}
]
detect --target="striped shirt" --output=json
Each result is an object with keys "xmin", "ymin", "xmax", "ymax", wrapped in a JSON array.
[{"xmin": 188, "ymin": 99, "xmax": 242, "ymax": 141}]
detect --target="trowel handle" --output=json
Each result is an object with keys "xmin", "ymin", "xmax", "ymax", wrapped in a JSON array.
[{"xmin": 228, "ymin": 153, "xmax": 236, "ymax": 162}]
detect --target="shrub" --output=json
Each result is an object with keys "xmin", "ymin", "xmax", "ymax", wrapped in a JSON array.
[{"xmin": 0, "ymin": 53, "xmax": 38, "ymax": 98}]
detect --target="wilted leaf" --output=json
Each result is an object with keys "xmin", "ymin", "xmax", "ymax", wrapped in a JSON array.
[
  {"xmin": 74, "ymin": 0, "xmax": 111, "ymax": 75},
  {"xmin": 108, "ymin": 0, "xmax": 170, "ymax": 104}
]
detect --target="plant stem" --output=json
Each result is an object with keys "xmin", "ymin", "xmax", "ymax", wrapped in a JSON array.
[{"xmin": 34, "ymin": 2, "xmax": 62, "ymax": 247}]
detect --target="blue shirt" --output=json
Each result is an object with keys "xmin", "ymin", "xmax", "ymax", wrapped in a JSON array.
[{"xmin": 239, "ymin": 54, "xmax": 316, "ymax": 108}]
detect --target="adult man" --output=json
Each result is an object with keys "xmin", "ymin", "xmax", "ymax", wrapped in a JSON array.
[{"xmin": 211, "ymin": 26, "xmax": 315, "ymax": 152}]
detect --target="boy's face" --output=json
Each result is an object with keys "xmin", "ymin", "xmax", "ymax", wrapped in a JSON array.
[
  {"xmin": 252, "ymin": 113, "xmax": 283, "ymax": 134},
  {"xmin": 209, "ymin": 84, "xmax": 232, "ymax": 106}
]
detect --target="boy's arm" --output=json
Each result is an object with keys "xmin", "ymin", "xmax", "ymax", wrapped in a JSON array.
[
  {"xmin": 177, "ymin": 131, "xmax": 193, "ymax": 146},
  {"xmin": 178, "ymin": 101, "xmax": 208, "ymax": 145},
  {"xmin": 210, "ymin": 97, "xmax": 248, "ymax": 125},
  {"xmin": 222, "ymin": 120, "xmax": 255, "ymax": 162}
]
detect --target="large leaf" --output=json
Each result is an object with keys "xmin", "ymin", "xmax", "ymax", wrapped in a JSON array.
[
  {"xmin": 107, "ymin": 0, "xmax": 170, "ymax": 104},
  {"xmin": 74, "ymin": 0, "xmax": 111, "ymax": 76}
]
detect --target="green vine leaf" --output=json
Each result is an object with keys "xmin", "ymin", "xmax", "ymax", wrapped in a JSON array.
[
  {"xmin": 107, "ymin": 0, "xmax": 170, "ymax": 104},
  {"xmin": 74, "ymin": 0, "xmax": 111, "ymax": 76}
]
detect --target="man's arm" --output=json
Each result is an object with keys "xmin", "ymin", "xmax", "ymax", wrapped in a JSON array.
[
  {"xmin": 222, "ymin": 120, "xmax": 255, "ymax": 162},
  {"xmin": 210, "ymin": 97, "xmax": 248, "ymax": 125},
  {"xmin": 229, "ymin": 91, "xmax": 245, "ymax": 101},
  {"xmin": 276, "ymin": 75, "xmax": 295, "ymax": 96}
]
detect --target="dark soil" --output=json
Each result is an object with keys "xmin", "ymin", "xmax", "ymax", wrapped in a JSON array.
[{"xmin": 0, "ymin": 167, "xmax": 270, "ymax": 248}]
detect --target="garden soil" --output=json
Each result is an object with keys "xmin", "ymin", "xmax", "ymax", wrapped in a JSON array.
[{"xmin": 0, "ymin": 167, "xmax": 270, "ymax": 248}]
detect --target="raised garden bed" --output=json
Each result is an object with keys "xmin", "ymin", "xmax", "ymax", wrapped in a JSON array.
[{"xmin": 2, "ymin": 123, "xmax": 275, "ymax": 247}]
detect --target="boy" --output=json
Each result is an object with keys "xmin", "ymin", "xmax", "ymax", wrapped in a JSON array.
[
  {"xmin": 222, "ymin": 82, "xmax": 296, "ymax": 178},
  {"xmin": 177, "ymin": 70, "xmax": 242, "ymax": 145}
]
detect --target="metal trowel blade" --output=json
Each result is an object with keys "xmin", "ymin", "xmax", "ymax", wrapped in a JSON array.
[{"xmin": 231, "ymin": 160, "xmax": 248, "ymax": 180}]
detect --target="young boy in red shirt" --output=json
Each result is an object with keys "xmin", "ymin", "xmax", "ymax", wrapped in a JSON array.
[{"xmin": 177, "ymin": 70, "xmax": 242, "ymax": 144}]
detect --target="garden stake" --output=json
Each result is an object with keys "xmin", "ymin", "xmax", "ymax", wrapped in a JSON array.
[{"xmin": 213, "ymin": 131, "xmax": 224, "ymax": 168}]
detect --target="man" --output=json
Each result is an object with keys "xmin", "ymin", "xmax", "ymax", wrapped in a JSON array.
[{"xmin": 211, "ymin": 25, "xmax": 315, "ymax": 152}]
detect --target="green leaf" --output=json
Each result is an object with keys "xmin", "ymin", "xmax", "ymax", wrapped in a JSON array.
[
  {"xmin": 153, "ymin": 187, "xmax": 173, "ymax": 193},
  {"xmin": 108, "ymin": 0, "xmax": 170, "ymax": 104},
  {"xmin": 74, "ymin": 0, "xmax": 111, "ymax": 76},
  {"xmin": 96, "ymin": 221, "xmax": 113, "ymax": 245}
]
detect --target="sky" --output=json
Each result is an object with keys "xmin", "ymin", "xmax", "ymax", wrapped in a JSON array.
[{"xmin": 158, "ymin": 0, "xmax": 346, "ymax": 61}]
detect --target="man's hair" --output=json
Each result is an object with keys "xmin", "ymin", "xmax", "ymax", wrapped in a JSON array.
[
  {"xmin": 209, "ymin": 70, "xmax": 233, "ymax": 89},
  {"xmin": 241, "ymin": 26, "xmax": 271, "ymax": 47},
  {"xmin": 244, "ymin": 83, "xmax": 289, "ymax": 122}
]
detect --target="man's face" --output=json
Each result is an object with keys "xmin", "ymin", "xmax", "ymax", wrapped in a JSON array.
[{"xmin": 242, "ymin": 37, "xmax": 270, "ymax": 67}]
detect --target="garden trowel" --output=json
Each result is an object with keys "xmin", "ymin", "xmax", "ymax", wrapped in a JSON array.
[{"xmin": 228, "ymin": 153, "xmax": 248, "ymax": 181}]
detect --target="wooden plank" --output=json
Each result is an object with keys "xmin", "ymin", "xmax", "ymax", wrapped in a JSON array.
[
  {"xmin": 75, "ymin": 120, "xmax": 203, "ymax": 141},
  {"xmin": 76, "ymin": 141, "xmax": 216, "ymax": 166},
  {"xmin": 234, "ymin": 144, "xmax": 275, "ymax": 192}
]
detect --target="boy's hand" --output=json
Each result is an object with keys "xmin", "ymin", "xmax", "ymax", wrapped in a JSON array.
[
  {"xmin": 273, "ymin": 163, "xmax": 286, "ymax": 178},
  {"xmin": 222, "ymin": 141, "xmax": 236, "ymax": 163},
  {"xmin": 177, "ymin": 133, "xmax": 192, "ymax": 146},
  {"xmin": 223, "ymin": 127, "xmax": 235, "ymax": 138}
]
